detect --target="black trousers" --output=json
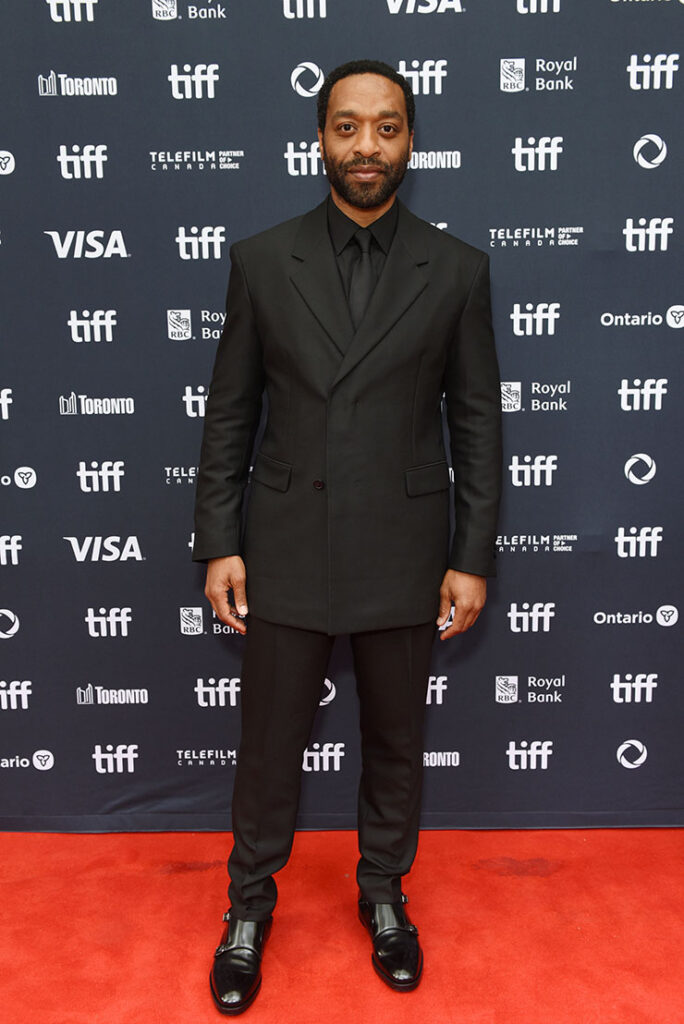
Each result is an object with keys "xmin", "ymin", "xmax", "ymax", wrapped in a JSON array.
[{"xmin": 227, "ymin": 615, "xmax": 436, "ymax": 920}]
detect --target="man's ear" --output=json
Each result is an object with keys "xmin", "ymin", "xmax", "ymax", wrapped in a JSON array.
[
  {"xmin": 317, "ymin": 127, "xmax": 325, "ymax": 155},
  {"xmin": 408, "ymin": 131, "xmax": 414, "ymax": 160}
]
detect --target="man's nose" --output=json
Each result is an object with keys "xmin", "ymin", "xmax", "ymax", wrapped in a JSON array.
[{"xmin": 354, "ymin": 127, "xmax": 380, "ymax": 157}]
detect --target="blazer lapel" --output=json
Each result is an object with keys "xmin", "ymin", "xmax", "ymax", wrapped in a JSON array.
[
  {"xmin": 289, "ymin": 201, "xmax": 354, "ymax": 357},
  {"xmin": 331, "ymin": 201, "xmax": 429, "ymax": 389}
]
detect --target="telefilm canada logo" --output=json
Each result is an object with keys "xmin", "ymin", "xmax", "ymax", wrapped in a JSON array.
[
  {"xmin": 150, "ymin": 149, "xmax": 243, "ymax": 172},
  {"xmin": 497, "ymin": 534, "xmax": 578, "ymax": 555},
  {"xmin": 177, "ymin": 747, "xmax": 237, "ymax": 767},
  {"xmin": 489, "ymin": 225, "xmax": 584, "ymax": 248}
]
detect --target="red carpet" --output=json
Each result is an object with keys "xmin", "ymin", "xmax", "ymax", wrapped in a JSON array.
[{"xmin": 1, "ymin": 828, "xmax": 683, "ymax": 1023}]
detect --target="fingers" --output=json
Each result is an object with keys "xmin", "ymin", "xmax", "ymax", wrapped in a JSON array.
[
  {"xmin": 435, "ymin": 590, "xmax": 452, "ymax": 627},
  {"xmin": 205, "ymin": 557, "xmax": 248, "ymax": 635},
  {"xmin": 439, "ymin": 602, "xmax": 482, "ymax": 641}
]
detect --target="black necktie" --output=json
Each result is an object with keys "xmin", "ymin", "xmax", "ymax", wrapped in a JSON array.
[{"xmin": 348, "ymin": 228, "xmax": 374, "ymax": 330}]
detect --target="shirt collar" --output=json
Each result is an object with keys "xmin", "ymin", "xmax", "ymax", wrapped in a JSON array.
[{"xmin": 327, "ymin": 196, "xmax": 398, "ymax": 256}]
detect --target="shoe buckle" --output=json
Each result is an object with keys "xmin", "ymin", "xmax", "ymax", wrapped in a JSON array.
[
  {"xmin": 401, "ymin": 894, "xmax": 409, "ymax": 904},
  {"xmin": 222, "ymin": 911, "xmax": 230, "ymax": 923}
]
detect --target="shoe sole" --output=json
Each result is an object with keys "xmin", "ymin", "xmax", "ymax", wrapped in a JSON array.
[
  {"xmin": 209, "ymin": 972, "xmax": 261, "ymax": 1016},
  {"xmin": 359, "ymin": 910, "xmax": 423, "ymax": 992}
]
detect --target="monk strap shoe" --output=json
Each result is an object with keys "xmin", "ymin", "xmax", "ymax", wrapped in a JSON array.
[
  {"xmin": 210, "ymin": 911, "xmax": 272, "ymax": 1015},
  {"xmin": 358, "ymin": 894, "xmax": 423, "ymax": 991}
]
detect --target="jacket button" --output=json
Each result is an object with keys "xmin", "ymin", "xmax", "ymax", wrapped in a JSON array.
[{"xmin": 312, "ymin": 479, "xmax": 325, "ymax": 490}]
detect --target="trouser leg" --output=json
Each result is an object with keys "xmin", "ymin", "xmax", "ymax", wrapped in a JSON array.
[
  {"xmin": 350, "ymin": 621, "xmax": 436, "ymax": 903},
  {"xmin": 227, "ymin": 615, "xmax": 334, "ymax": 920}
]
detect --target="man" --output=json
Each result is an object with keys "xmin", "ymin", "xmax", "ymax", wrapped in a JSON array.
[{"xmin": 193, "ymin": 59, "xmax": 501, "ymax": 1014}]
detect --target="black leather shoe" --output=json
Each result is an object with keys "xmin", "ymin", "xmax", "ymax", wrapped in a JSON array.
[
  {"xmin": 358, "ymin": 894, "xmax": 423, "ymax": 991},
  {"xmin": 210, "ymin": 911, "xmax": 272, "ymax": 1015}
]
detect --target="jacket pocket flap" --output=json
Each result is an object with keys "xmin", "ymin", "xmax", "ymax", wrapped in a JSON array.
[
  {"xmin": 405, "ymin": 460, "xmax": 450, "ymax": 496},
  {"xmin": 252, "ymin": 453, "xmax": 292, "ymax": 492}
]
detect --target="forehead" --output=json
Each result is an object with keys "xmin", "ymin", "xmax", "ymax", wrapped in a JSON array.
[{"xmin": 326, "ymin": 73, "xmax": 408, "ymax": 123}]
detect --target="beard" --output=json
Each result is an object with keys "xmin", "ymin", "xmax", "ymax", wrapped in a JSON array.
[{"xmin": 321, "ymin": 146, "xmax": 410, "ymax": 209}]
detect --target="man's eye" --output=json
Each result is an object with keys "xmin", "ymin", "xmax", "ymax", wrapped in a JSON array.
[
  {"xmin": 338, "ymin": 123, "xmax": 355, "ymax": 133},
  {"xmin": 380, "ymin": 125, "xmax": 398, "ymax": 135}
]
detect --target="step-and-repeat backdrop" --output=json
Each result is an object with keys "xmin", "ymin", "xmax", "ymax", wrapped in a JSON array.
[{"xmin": 1, "ymin": 0, "xmax": 682, "ymax": 831}]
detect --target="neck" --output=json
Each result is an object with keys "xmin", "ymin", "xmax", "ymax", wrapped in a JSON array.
[{"xmin": 329, "ymin": 188, "xmax": 397, "ymax": 227}]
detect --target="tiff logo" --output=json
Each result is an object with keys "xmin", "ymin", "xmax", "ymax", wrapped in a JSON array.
[
  {"xmin": 302, "ymin": 741, "xmax": 345, "ymax": 771},
  {"xmin": 507, "ymin": 739, "xmax": 553, "ymax": 770},
  {"xmin": 426, "ymin": 675, "xmax": 448, "ymax": 705},
  {"xmin": 168, "ymin": 64, "xmax": 219, "ymax": 100},
  {"xmin": 517, "ymin": 0, "xmax": 559, "ymax": 11},
  {"xmin": 46, "ymin": 0, "xmax": 98, "ymax": 21},
  {"xmin": 618, "ymin": 378, "xmax": 668, "ymax": 411},
  {"xmin": 0, "ymin": 387, "xmax": 13, "ymax": 419},
  {"xmin": 92, "ymin": 743, "xmax": 138, "ymax": 773},
  {"xmin": 509, "ymin": 455, "xmax": 558, "ymax": 487},
  {"xmin": 175, "ymin": 226, "xmax": 225, "ymax": 260},
  {"xmin": 611, "ymin": 673, "xmax": 658, "ymax": 704},
  {"xmin": 284, "ymin": 141, "xmax": 323, "ymax": 176},
  {"xmin": 68, "ymin": 309, "xmax": 117, "ymax": 343},
  {"xmin": 507, "ymin": 602, "xmax": 555, "ymax": 632},
  {"xmin": 510, "ymin": 302, "xmax": 560, "ymax": 336},
  {"xmin": 283, "ymin": 0, "xmax": 327, "ymax": 17},
  {"xmin": 195, "ymin": 677, "xmax": 240, "ymax": 707},
  {"xmin": 76, "ymin": 460, "xmax": 125, "ymax": 492},
  {"xmin": 57, "ymin": 144, "xmax": 107, "ymax": 179},
  {"xmin": 397, "ymin": 59, "xmax": 448, "ymax": 95},
  {"xmin": 85, "ymin": 607, "xmax": 132, "ymax": 637},
  {"xmin": 627, "ymin": 53, "xmax": 679, "ymax": 91},
  {"xmin": 0, "ymin": 680, "xmax": 32, "ymax": 711},
  {"xmin": 183, "ymin": 386, "xmax": 208, "ymax": 417},
  {"xmin": 623, "ymin": 217, "xmax": 674, "ymax": 252},
  {"xmin": 512, "ymin": 136, "xmax": 563, "ymax": 172},
  {"xmin": 614, "ymin": 526, "xmax": 663, "ymax": 558},
  {"xmin": 0, "ymin": 536, "xmax": 22, "ymax": 566}
]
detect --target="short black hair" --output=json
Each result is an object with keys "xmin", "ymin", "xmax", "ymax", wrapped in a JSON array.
[{"xmin": 317, "ymin": 59, "xmax": 415, "ymax": 134}]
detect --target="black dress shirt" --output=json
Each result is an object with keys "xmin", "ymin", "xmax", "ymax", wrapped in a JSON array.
[{"xmin": 327, "ymin": 197, "xmax": 399, "ymax": 311}]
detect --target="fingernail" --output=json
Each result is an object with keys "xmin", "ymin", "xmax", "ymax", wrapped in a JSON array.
[{"xmin": 238, "ymin": 605, "xmax": 247, "ymax": 615}]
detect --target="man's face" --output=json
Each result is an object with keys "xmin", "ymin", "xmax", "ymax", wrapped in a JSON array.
[{"xmin": 318, "ymin": 73, "xmax": 413, "ymax": 212}]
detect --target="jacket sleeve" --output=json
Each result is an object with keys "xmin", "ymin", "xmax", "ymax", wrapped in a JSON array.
[
  {"xmin": 444, "ymin": 252, "xmax": 502, "ymax": 577},
  {"xmin": 192, "ymin": 244, "xmax": 264, "ymax": 562}
]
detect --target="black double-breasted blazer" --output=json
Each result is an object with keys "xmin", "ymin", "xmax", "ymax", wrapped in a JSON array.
[{"xmin": 193, "ymin": 199, "xmax": 502, "ymax": 634}]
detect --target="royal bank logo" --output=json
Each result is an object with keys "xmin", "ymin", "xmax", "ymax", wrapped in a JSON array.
[
  {"xmin": 501, "ymin": 59, "xmax": 525, "ymax": 92},
  {"xmin": 38, "ymin": 71, "xmax": 117, "ymax": 97},
  {"xmin": 302, "ymin": 742, "xmax": 345, "ymax": 771},
  {"xmin": 0, "ymin": 151, "xmax": 16, "ymax": 175},
  {"xmin": 0, "ymin": 680, "xmax": 32, "ymax": 711},
  {"xmin": 168, "ymin": 309, "xmax": 192, "ymax": 339},
  {"xmin": 507, "ymin": 602, "xmax": 555, "ymax": 632},
  {"xmin": 63, "ymin": 536, "xmax": 144, "ymax": 562},
  {"xmin": 397, "ymin": 59, "xmax": 448, "ymax": 95},
  {"xmin": 624, "ymin": 453, "xmax": 656, "ymax": 485},
  {"xmin": 195, "ymin": 677, "xmax": 240, "ymax": 707},
  {"xmin": 77, "ymin": 684, "xmax": 149, "ymax": 705},
  {"xmin": 69, "ymin": 310, "xmax": 117, "ymax": 343},
  {"xmin": 489, "ymin": 225, "xmax": 583, "ymax": 248},
  {"xmin": 623, "ymin": 217, "xmax": 673, "ymax": 251},
  {"xmin": 510, "ymin": 302, "xmax": 561, "ymax": 334},
  {"xmin": 187, "ymin": 2, "xmax": 227, "ymax": 18},
  {"xmin": 2, "ymin": 468, "xmax": 37, "ymax": 490},
  {"xmin": 512, "ymin": 136, "xmax": 563, "ymax": 171},
  {"xmin": 611, "ymin": 674, "xmax": 658, "ymax": 704},
  {"xmin": 92, "ymin": 743, "xmax": 139, "ymax": 773},
  {"xmin": 291, "ymin": 62, "xmax": 324, "ymax": 97},
  {"xmin": 182, "ymin": 386, "xmax": 208, "ymax": 417},
  {"xmin": 506, "ymin": 740, "xmax": 553, "ymax": 769},
  {"xmin": 45, "ymin": 230, "xmax": 129, "ymax": 259},
  {"xmin": 152, "ymin": 0, "xmax": 178, "ymax": 17},
  {"xmin": 168, "ymin": 63, "xmax": 220, "ymax": 100},
  {"xmin": 284, "ymin": 140, "xmax": 323, "ymax": 176},
  {"xmin": 0, "ymin": 388, "xmax": 12, "ymax": 420},
  {"xmin": 633, "ymin": 134, "xmax": 667, "ymax": 169},
  {"xmin": 85, "ymin": 607, "xmax": 132, "ymax": 637},
  {"xmin": 198, "ymin": 310, "xmax": 226, "ymax": 339},
  {"xmin": 57, "ymin": 144, "xmax": 107, "ymax": 179},
  {"xmin": 0, "ymin": 536, "xmax": 22, "ymax": 566},
  {"xmin": 502, "ymin": 380, "xmax": 571, "ymax": 412},
  {"xmin": 45, "ymin": 0, "xmax": 98, "ymax": 21},
  {"xmin": 618, "ymin": 378, "xmax": 668, "ymax": 411},
  {"xmin": 59, "ymin": 392, "xmax": 135, "ymax": 416},
  {"xmin": 0, "ymin": 610, "xmax": 21, "ymax": 640},
  {"xmin": 409, "ymin": 150, "xmax": 461, "ymax": 170},
  {"xmin": 426, "ymin": 675, "xmax": 448, "ymax": 705},
  {"xmin": 180, "ymin": 607, "xmax": 203, "ymax": 634},
  {"xmin": 387, "ymin": 0, "xmax": 463, "ymax": 11},
  {"xmin": 175, "ymin": 226, "xmax": 225, "ymax": 259},
  {"xmin": 516, "ymin": 0, "xmax": 560, "ymax": 11},
  {"xmin": 501, "ymin": 382, "xmax": 522, "ymax": 411},
  {"xmin": 614, "ymin": 526, "xmax": 662, "ymax": 558},
  {"xmin": 150, "ymin": 149, "xmax": 243, "ymax": 171},
  {"xmin": 616, "ymin": 739, "xmax": 647, "ymax": 769},
  {"xmin": 627, "ymin": 53, "xmax": 679, "ymax": 90},
  {"xmin": 283, "ymin": 0, "xmax": 327, "ymax": 17},
  {"xmin": 76, "ymin": 460, "xmax": 125, "ymax": 492},
  {"xmin": 509, "ymin": 455, "xmax": 558, "ymax": 486},
  {"xmin": 496, "ymin": 675, "xmax": 519, "ymax": 703}
]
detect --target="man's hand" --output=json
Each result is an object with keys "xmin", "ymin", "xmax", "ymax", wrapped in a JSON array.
[
  {"xmin": 436, "ymin": 570, "xmax": 487, "ymax": 641},
  {"xmin": 205, "ymin": 556, "xmax": 249, "ymax": 635}
]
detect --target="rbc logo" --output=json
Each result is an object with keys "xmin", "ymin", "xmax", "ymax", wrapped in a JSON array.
[
  {"xmin": 623, "ymin": 217, "xmax": 674, "ymax": 252},
  {"xmin": 506, "ymin": 740, "xmax": 553, "ymax": 770},
  {"xmin": 92, "ymin": 743, "xmax": 138, "ymax": 773},
  {"xmin": 397, "ymin": 59, "xmax": 448, "ymax": 95},
  {"xmin": 508, "ymin": 455, "xmax": 558, "ymax": 486},
  {"xmin": 510, "ymin": 302, "xmax": 560, "ymax": 336},
  {"xmin": 614, "ymin": 527, "xmax": 662, "ymax": 558},
  {"xmin": 618, "ymin": 379, "xmax": 667, "ymax": 411},
  {"xmin": 508, "ymin": 603, "xmax": 555, "ymax": 632},
  {"xmin": 511, "ymin": 136, "xmax": 563, "ymax": 172},
  {"xmin": 57, "ymin": 144, "xmax": 107, "ymax": 179},
  {"xmin": 627, "ymin": 54, "xmax": 679, "ymax": 91},
  {"xmin": 68, "ymin": 310, "xmax": 116, "ymax": 343},
  {"xmin": 611, "ymin": 674, "xmax": 658, "ymax": 704},
  {"xmin": 45, "ymin": 0, "xmax": 98, "ymax": 21},
  {"xmin": 175, "ymin": 226, "xmax": 225, "ymax": 260},
  {"xmin": 76, "ymin": 460, "xmax": 125, "ymax": 492},
  {"xmin": 85, "ymin": 608, "xmax": 132, "ymax": 637},
  {"xmin": 168, "ymin": 64, "xmax": 220, "ymax": 100}
]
